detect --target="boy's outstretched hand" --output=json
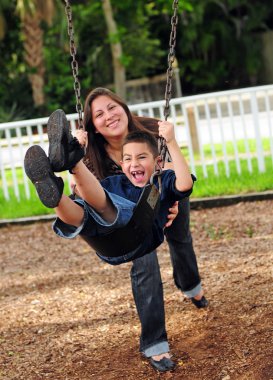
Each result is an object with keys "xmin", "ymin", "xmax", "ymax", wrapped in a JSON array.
[{"xmin": 158, "ymin": 120, "xmax": 175, "ymax": 143}]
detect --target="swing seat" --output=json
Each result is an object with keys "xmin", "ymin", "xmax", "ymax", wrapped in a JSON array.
[{"xmin": 81, "ymin": 183, "xmax": 160, "ymax": 257}]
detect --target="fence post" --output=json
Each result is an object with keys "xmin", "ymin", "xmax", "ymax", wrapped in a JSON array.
[
  {"xmin": 187, "ymin": 106, "xmax": 200, "ymax": 155},
  {"xmin": 250, "ymin": 92, "xmax": 265, "ymax": 172}
]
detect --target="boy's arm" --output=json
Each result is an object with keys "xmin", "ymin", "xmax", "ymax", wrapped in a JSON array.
[
  {"xmin": 70, "ymin": 130, "xmax": 117, "ymax": 223},
  {"xmin": 72, "ymin": 160, "xmax": 117, "ymax": 223},
  {"xmin": 158, "ymin": 121, "xmax": 193, "ymax": 192}
]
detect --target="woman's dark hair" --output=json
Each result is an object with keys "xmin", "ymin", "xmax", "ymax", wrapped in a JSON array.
[{"xmin": 83, "ymin": 87, "xmax": 159, "ymax": 179}]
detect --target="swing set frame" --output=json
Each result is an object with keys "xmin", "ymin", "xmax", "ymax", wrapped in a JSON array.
[{"xmin": 63, "ymin": 0, "xmax": 179, "ymax": 257}]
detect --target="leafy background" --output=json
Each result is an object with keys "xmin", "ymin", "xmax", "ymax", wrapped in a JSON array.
[{"xmin": 0, "ymin": 0, "xmax": 273, "ymax": 120}]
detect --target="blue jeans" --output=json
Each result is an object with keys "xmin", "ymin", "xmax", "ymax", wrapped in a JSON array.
[
  {"xmin": 53, "ymin": 190, "xmax": 135, "ymax": 239},
  {"xmin": 131, "ymin": 197, "xmax": 202, "ymax": 356}
]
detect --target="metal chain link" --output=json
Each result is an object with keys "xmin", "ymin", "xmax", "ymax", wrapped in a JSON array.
[
  {"xmin": 64, "ymin": 0, "xmax": 84, "ymax": 129},
  {"xmin": 159, "ymin": 0, "xmax": 179, "ymax": 165},
  {"xmin": 63, "ymin": 0, "xmax": 178, "ymax": 135}
]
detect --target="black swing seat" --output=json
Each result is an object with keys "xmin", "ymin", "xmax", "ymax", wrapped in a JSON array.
[{"xmin": 81, "ymin": 183, "xmax": 160, "ymax": 257}]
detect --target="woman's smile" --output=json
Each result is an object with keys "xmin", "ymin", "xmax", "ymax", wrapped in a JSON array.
[{"xmin": 107, "ymin": 119, "xmax": 119, "ymax": 129}]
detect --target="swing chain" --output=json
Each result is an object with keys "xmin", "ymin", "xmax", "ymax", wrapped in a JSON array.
[
  {"xmin": 164, "ymin": 0, "xmax": 179, "ymax": 120},
  {"xmin": 160, "ymin": 0, "xmax": 179, "ymax": 166},
  {"xmin": 64, "ymin": 0, "xmax": 84, "ymax": 129}
]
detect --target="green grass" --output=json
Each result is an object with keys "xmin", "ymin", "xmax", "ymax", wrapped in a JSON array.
[
  {"xmin": 181, "ymin": 137, "xmax": 272, "ymax": 161},
  {"xmin": 0, "ymin": 171, "xmax": 71, "ymax": 219},
  {"xmin": 1, "ymin": 140, "xmax": 273, "ymax": 219},
  {"xmin": 0, "ymin": 192, "xmax": 55, "ymax": 220},
  {"xmin": 188, "ymin": 137, "xmax": 273, "ymax": 198},
  {"xmin": 192, "ymin": 156, "xmax": 273, "ymax": 198}
]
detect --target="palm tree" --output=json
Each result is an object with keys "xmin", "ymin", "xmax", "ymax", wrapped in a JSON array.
[
  {"xmin": 101, "ymin": 0, "xmax": 126, "ymax": 100},
  {"xmin": 16, "ymin": 0, "xmax": 56, "ymax": 106}
]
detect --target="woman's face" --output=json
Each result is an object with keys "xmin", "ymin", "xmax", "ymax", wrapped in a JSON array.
[{"xmin": 91, "ymin": 95, "xmax": 129, "ymax": 141}]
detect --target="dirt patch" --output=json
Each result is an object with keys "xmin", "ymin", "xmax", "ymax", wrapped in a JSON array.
[{"xmin": 0, "ymin": 200, "xmax": 272, "ymax": 380}]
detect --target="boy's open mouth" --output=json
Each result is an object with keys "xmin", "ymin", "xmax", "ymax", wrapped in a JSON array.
[{"xmin": 131, "ymin": 170, "xmax": 145, "ymax": 182}]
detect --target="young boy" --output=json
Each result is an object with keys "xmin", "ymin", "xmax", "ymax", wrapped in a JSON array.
[{"xmin": 24, "ymin": 110, "xmax": 194, "ymax": 265}]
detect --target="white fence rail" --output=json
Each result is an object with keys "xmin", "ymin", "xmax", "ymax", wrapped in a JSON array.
[{"xmin": 1, "ymin": 84, "xmax": 273, "ymax": 201}]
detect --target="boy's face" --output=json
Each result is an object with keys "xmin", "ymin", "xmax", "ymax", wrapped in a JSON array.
[{"xmin": 121, "ymin": 142, "xmax": 158, "ymax": 187}]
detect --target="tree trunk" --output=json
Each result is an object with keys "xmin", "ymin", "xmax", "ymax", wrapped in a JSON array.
[
  {"xmin": 22, "ymin": 12, "xmax": 45, "ymax": 106},
  {"xmin": 102, "ymin": 0, "xmax": 126, "ymax": 100}
]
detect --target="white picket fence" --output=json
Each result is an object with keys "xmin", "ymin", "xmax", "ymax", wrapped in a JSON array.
[{"xmin": 1, "ymin": 84, "xmax": 273, "ymax": 201}]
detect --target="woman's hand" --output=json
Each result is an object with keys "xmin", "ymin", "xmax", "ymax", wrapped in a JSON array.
[{"xmin": 165, "ymin": 201, "xmax": 179, "ymax": 228}]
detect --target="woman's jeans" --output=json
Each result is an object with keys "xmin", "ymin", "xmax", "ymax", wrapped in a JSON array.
[{"xmin": 130, "ymin": 197, "xmax": 202, "ymax": 356}]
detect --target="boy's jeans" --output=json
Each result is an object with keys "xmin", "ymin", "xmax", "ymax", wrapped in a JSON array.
[{"xmin": 130, "ymin": 198, "xmax": 202, "ymax": 356}]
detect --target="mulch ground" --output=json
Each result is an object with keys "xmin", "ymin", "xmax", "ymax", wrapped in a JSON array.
[{"xmin": 0, "ymin": 200, "xmax": 272, "ymax": 380}]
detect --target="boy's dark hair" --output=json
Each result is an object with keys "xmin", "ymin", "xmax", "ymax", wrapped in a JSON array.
[{"xmin": 122, "ymin": 131, "xmax": 159, "ymax": 158}]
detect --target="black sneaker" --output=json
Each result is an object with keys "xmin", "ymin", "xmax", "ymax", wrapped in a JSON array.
[
  {"xmin": 47, "ymin": 109, "xmax": 85, "ymax": 173},
  {"xmin": 149, "ymin": 357, "xmax": 175, "ymax": 372},
  {"xmin": 191, "ymin": 295, "xmax": 209, "ymax": 309},
  {"xmin": 24, "ymin": 145, "xmax": 64, "ymax": 208}
]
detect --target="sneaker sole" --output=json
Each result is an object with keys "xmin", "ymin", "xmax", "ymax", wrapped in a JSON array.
[
  {"xmin": 24, "ymin": 145, "xmax": 62, "ymax": 208},
  {"xmin": 47, "ymin": 109, "xmax": 69, "ymax": 171}
]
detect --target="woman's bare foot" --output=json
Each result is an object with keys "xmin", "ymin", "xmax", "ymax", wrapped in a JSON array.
[
  {"xmin": 151, "ymin": 352, "xmax": 171, "ymax": 361},
  {"xmin": 193, "ymin": 289, "xmax": 204, "ymax": 301}
]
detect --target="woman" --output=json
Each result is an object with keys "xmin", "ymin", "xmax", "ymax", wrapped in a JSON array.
[{"xmin": 80, "ymin": 87, "xmax": 208, "ymax": 372}]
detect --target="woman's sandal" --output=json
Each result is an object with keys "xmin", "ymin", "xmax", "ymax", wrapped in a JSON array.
[
  {"xmin": 149, "ymin": 356, "xmax": 175, "ymax": 372},
  {"xmin": 191, "ymin": 295, "xmax": 209, "ymax": 309}
]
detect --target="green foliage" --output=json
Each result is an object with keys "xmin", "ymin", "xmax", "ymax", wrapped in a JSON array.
[
  {"xmin": 0, "ymin": 0, "xmax": 273, "ymax": 117},
  {"xmin": 43, "ymin": 43, "xmax": 80, "ymax": 114},
  {"xmin": 0, "ymin": 4, "xmax": 34, "ymax": 118},
  {"xmin": 113, "ymin": 2, "xmax": 164, "ymax": 78},
  {"xmin": 0, "ymin": 103, "xmax": 28, "ymax": 123},
  {"xmin": 121, "ymin": 29, "xmax": 163, "ymax": 78},
  {"xmin": 177, "ymin": 0, "xmax": 273, "ymax": 93}
]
